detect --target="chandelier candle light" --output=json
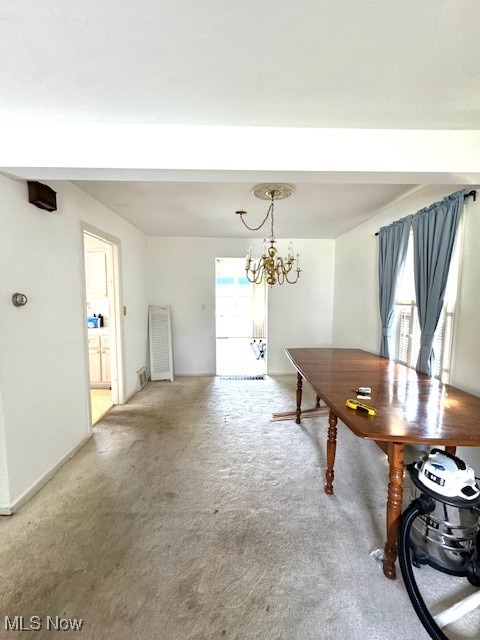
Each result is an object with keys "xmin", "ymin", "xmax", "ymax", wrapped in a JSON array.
[{"xmin": 236, "ymin": 184, "xmax": 301, "ymax": 286}]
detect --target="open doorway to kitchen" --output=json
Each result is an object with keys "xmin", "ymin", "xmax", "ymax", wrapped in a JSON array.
[
  {"xmin": 215, "ymin": 258, "xmax": 267, "ymax": 376},
  {"xmin": 82, "ymin": 226, "xmax": 123, "ymax": 425}
]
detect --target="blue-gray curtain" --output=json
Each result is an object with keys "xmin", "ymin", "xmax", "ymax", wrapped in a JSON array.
[
  {"xmin": 412, "ymin": 190, "xmax": 465, "ymax": 375},
  {"xmin": 378, "ymin": 218, "xmax": 411, "ymax": 357}
]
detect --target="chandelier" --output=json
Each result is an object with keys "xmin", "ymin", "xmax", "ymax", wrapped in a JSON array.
[{"xmin": 236, "ymin": 184, "xmax": 300, "ymax": 286}]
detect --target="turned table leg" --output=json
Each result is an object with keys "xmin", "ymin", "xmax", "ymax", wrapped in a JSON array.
[
  {"xmin": 295, "ymin": 372, "xmax": 303, "ymax": 424},
  {"xmin": 383, "ymin": 442, "xmax": 404, "ymax": 580},
  {"xmin": 325, "ymin": 411, "xmax": 338, "ymax": 495}
]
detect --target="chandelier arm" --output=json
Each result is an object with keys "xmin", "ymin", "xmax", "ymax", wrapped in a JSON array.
[
  {"xmin": 238, "ymin": 201, "xmax": 274, "ymax": 232},
  {"xmin": 284, "ymin": 269, "xmax": 301, "ymax": 284},
  {"xmin": 276, "ymin": 256, "xmax": 289, "ymax": 273},
  {"xmin": 246, "ymin": 263, "xmax": 258, "ymax": 284},
  {"xmin": 255, "ymin": 263, "xmax": 265, "ymax": 284},
  {"xmin": 246, "ymin": 258, "xmax": 266, "ymax": 285}
]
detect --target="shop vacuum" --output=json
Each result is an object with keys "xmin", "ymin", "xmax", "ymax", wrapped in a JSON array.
[{"xmin": 398, "ymin": 448, "xmax": 480, "ymax": 639}]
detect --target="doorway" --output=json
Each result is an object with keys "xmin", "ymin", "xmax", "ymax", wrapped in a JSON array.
[
  {"xmin": 215, "ymin": 258, "xmax": 267, "ymax": 376},
  {"xmin": 82, "ymin": 227, "xmax": 123, "ymax": 424}
]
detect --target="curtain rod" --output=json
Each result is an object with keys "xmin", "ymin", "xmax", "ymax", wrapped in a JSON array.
[{"xmin": 374, "ymin": 190, "xmax": 477, "ymax": 236}]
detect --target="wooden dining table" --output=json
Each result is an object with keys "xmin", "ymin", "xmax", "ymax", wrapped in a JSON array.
[{"xmin": 285, "ymin": 347, "xmax": 480, "ymax": 580}]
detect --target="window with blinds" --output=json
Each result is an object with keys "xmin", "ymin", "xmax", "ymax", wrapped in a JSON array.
[
  {"xmin": 391, "ymin": 226, "xmax": 461, "ymax": 383},
  {"xmin": 392, "ymin": 304, "xmax": 454, "ymax": 381}
]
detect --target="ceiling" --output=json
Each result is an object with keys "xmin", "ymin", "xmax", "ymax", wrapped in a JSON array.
[
  {"xmin": 1, "ymin": 1, "xmax": 479, "ymax": 237},
  {"xmin": 74, "ymin": 180, "xmax": 417, "ymax": 238},
  {"xmin": 1, "ymin": 1, "xmax": 479, "ymax": 129}
]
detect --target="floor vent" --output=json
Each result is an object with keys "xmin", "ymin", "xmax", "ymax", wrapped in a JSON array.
[
  {"xmin": 219, "ymin": 375, "xmax": 265, "ymax": 381},
  {"xmin": 137, "ymin": 367, "xmax": 149, "ymax": 390}
]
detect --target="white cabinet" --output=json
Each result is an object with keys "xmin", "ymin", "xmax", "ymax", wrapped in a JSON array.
[
  {"xmin": 88, "ymin": 338, "xmax": 102, "ymax": 384},
  {"xmin": 100, "ymin": 335, "xmax": 111, "ymax": 384},
  {"xmin": 85, "ymin": 251, "xmax": 107, "ymax": 297},
  {"xmin": 88, "ymin": 333, "xmax": 111, "ymax": 388}
]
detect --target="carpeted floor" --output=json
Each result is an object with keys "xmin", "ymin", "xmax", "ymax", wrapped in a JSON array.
[{"xmin": 0, "ymin": 376, "xmax": 477, "ymax": 639}]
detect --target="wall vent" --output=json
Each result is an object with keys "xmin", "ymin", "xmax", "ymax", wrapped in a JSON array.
[{"xmin": 136, "ymin": 367, "xmax": 149, "ymax": 390}]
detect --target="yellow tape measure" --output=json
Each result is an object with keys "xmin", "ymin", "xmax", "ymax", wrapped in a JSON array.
[{"xmin": 346, "ymin": 399, "xmax": 377, "ymax": 416}]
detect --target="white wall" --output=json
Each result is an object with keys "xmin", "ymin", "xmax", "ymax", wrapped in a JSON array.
[
  {"xmin": 148, "ymin": 237, "xmax": 335, "ymax": 375},
  {"xmin": 332, "ymin": 184, "xmax": 480, "ymax": 467},
  {"xmin": 449, "ymin": 189, "xmax": 480, "ymax": 469},
  {"xmin": 0, "ymin": 175, "xmax": 148, "ymax": 510},
  {"xmin": 267, "ymin": 239, "xmax": 335, "ymax": 373},
  {"xmin": 450, "ymin": 194, "xmax": 480, "ymax": 394}
]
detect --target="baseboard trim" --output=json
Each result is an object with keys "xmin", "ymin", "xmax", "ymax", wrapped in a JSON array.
[
  {"xmin": 0, "ymin": 432, "xmax": 93, "ymax": 516},
  {"xmin": 124, "ymin": 388, "xmax": 139, "ymax": 403}
]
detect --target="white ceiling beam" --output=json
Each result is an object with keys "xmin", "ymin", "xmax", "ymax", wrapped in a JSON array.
[{"xmin": 1, "ymin": 124, "xmax": 480, "ymax": 182}]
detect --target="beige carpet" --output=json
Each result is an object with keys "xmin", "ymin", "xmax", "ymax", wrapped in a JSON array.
[{"xmin": 0, "ymin": 376, "xmax": 477, "ymax": 639}]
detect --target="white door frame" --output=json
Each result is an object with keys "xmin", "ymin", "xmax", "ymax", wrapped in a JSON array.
[{"xmin": 80, "ymin": 222, "xmax": 125, "ymax": 421}]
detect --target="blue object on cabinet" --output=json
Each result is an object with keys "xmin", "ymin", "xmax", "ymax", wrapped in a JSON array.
[{"xmin": 87, "ymin": 316, "xmax": 100, "ymax": 329}]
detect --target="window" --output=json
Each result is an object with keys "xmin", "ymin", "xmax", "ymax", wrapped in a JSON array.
[{"xmin": 391, "ymin": 224, "xmax": 462, "ymax": 382}]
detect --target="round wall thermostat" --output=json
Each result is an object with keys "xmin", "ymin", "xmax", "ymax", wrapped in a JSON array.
[{"xmin": 12, "ymin": 293, "xmax": 28, "ymax": 307}]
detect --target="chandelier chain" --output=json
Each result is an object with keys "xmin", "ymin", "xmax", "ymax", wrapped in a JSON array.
[
  {"xmin": 269, "ymin": 198, "xmax": 275, "ymax": 239},
  {"xmin": 238, "ymin": 200, "xmax": 274, "ymax": 232}
]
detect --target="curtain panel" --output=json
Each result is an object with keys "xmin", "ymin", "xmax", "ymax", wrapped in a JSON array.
[
  {"xmin": 412, "ymin": 190, "xmax": 465, "ymax": 375},
  {"xmin": 378, "ymin": 219, "xmax": 411, "ymax": 358}
]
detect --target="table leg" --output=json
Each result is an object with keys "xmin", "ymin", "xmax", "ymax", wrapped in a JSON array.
[
  {"xmin": 325, "ymin": 411, "xmax": 338, "ymax": 495},
  {"xmin": 316, "ymin": 394, "xmax": 321, "ymax": 408},
  {"xmin": 445, "ymin": 446, "xmax": 457, "ymax": 456},
  {"xmin": 295, "ymin": 372, "xmax": 303, "ymax": 424},
  {"xmin": 383, "ymin": 442, "xmax": 404, "ymax": 580}
]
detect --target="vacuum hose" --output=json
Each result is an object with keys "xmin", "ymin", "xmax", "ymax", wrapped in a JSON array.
[{"xmin": 398, "ymin": 494, "xmax": 449, "ymax": 640}]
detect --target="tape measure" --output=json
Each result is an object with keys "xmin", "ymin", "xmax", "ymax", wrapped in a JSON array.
[{"xmin": 346, "ymin": 399, "xmax": 377, "ymax": 416}]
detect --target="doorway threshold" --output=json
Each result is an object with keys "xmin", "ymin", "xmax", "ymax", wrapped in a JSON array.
[{"xmin": 218, "ymin": 375, "xmax": 266, "ymax": 381}]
